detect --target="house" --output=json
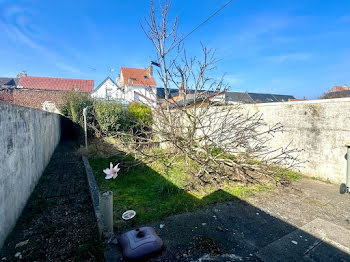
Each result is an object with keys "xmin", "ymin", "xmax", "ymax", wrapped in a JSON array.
[
  {"xmin": 91, "ymin": 76, "xmax": 126, "ymax": 104},
  {"xmin": 0, "ymin": 74, "xmax": 93, "ymax": 112},
  {"xmin": 0, "ymin": 77, "xmax": 19, "ymax": 88},
  {"xmin": 118, "ymin": 65, "xmax": 157, "ymax": 106},
  {"xmin": 92, "ymin": 64, "xmax": 158, "ymax": 106},
  {"xmin": 320, "ymin": 84, "xmax": 350, "ymax": 99},
  {"xmin": 328, "ymin": 85, "xmax": 350, "ymax": 93}
]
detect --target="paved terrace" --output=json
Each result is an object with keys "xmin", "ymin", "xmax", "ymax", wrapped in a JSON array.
[{"xmin": 106, "ymin": 179, "xmax": 350, "ymax": 261}]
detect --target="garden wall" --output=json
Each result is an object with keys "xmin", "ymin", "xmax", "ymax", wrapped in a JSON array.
[
  {"xmin": 0, "ymin": 101, "xmax": 61, "ymax": 248},
  {"xmin": 241, "ymin": 98, "xmax": 350, "ymax": 183}
]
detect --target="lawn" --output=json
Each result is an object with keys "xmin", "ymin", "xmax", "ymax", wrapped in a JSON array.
[{"xmin": 89, "ymin": 152, "xmax": 301, "ymax": 229}]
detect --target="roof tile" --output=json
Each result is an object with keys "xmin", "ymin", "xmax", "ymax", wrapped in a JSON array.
[
  {"xmin": 18, "ymin": 76, "xmax": 93, "ymax": 92},
  {"xmin": 121, "ymin": 67, "xmax": 156, "ymax": 87}
]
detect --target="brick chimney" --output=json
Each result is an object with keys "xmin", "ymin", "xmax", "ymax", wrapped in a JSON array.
[
  {"xmin": 149, "ymin": 62, "xmax": 153, "ymax": 77},
  {"xmin": 17, "ymin": 71, "xmax": 27, "ymax": 78},
  {"xmin": 179, "ymin": 82, "xmax": 184, "ymax": 98}
]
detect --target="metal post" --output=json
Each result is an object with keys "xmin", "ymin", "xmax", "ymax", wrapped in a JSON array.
[
  {"xmin": 347, "ymin": 146, "xmax": 350, "ymax": 188},
  {"xmin": 100, "ymin": 191, "xmax": 113, "ymax": 236},
  {"xmin": 83, "ymin": 107, "xmax": 88, "ymax": 150},
  {"xmin": 341, "ymin": 143, "xmax": 350, "ymax": 194}
]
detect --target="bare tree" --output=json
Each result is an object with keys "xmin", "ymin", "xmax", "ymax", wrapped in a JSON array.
[{"xmin": 112, "ymin": 0, "xmax": 303, "ymax": 187}]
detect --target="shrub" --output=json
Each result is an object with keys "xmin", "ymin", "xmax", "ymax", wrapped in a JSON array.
[
  {"xmin": 93, "ymin": 101, "xmax": 129, "ymax": 134},
  {"xmin": 60, "ymin": 91, "xmax": 93, "ymax": 124},
  {"xmin": 128, "ymin": 102, "xmax": 152, "ymax": 126}
]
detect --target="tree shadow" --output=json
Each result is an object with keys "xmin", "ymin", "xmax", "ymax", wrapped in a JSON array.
[{"xmin": 89, "ymin": 140, "xmax": 350, "ymax": 261}]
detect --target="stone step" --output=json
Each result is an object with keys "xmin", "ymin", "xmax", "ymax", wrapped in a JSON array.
[{"xmin": 257, "ymin": 218, "xmax": 350, "ymax": 261}]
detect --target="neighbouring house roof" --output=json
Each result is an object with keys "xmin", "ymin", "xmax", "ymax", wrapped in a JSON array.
[
  {"xmin": 334, "ymin": 86, "xmax": 346, "ymax": 91},
  {"xmin": 225, "ymin": 92, "xmax": 254, "ymax": 103},
  {"xmin": 18, "ymin": 76, "xmax": 94, "ymax": 93},
  {"xmin": 0, "ymin": 77, "xmax": 19, "ymax": 87},
  {"xmin": 247, "ymin": 93, "xmax": 279, "ymax": 103},
  {"xmin": 160, "ymin": 91, "xmax": 224, "ymax": 108},
  {"xmin": 120, "ymin": 67, "xmax": 157, "ymax": 87},
  {"xmin": 290, "ymin": 98, "xmax": 305, "ymax": 101},
  {"xmin": 93, "ymin": 76, "xmax": 119, "ymax": 93},
  {"xmin": 270, "ymin": 94, "xmax": 296, "ymax": 102},
  {"xmin": 246, "ymin": 93, "xmax": 295, "ymax": 103},
  {"xmin": 156, "ymin": 87, "xmax": 221, "ymax": 100},
  {"xmin": 156, "ymin": 87, "xmax": 180, "ymax": 99}
]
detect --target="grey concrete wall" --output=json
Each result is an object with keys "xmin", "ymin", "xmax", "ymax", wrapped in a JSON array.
[
  {"xmin": 0, "ymin": 101, "xmax": 61, "ymax": 248},
  {"xmin": 242, "ymin": 98, "xmax": 350, "ymax": 183}
]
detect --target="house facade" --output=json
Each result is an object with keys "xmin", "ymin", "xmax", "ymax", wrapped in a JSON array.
[
  {"xmin": 92, "ymin": 65, "xmax": 158, "ymax": 106},
  {"xmin": 0, "ymin": 74, "xmax": 93, "ymax": 112},
  {"xmin": 118, "ymin": 66, "xmax": 157, "ymax": 106},
  {"xmin": 91, "ymin": 76, "xmax": 124, "ymax": 102}
]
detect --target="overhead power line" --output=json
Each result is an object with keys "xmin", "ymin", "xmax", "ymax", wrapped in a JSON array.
[{"xmin": 181, "ymin": 0, "xmax": 233, "ymax": 42}]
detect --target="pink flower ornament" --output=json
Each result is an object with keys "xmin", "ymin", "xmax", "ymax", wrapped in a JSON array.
[{"xmin": 103, "ymin": 162, "xmax": 120, "ymax": 179}]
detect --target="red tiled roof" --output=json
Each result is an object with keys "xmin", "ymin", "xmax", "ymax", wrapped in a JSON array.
[
  {"xmin": 120, "ymin": 67, "xmax": 157, "ymax": 87},
  {"xmin": 18, "ymin": 76, "xmax": 94, "ymax": 93},
  {"xmin": 290, "ymin": 99, "xmax": 304, "ymax": 101},
  {"xmin": 334, "ymin": 86, "xmax": 345, "ymax": 91}
]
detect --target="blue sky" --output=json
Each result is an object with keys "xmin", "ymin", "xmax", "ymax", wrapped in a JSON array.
[{"xmin": 1, "ymin": 0, "xmax": 350, "ymax": 99}]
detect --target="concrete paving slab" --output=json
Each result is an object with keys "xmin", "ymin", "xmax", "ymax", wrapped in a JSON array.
[
  {"xmin": 105, "ymin": 178, "xmax": 350, "ymax": 261},
  {"xmin": 257, "ymin": 218, "xmax": 350, "ymax": 261}
]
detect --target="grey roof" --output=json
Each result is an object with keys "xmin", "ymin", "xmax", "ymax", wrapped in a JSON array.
[
  {"xmin": 225, "ymin": 91, "xmax": 295, "ymax": 103},
  {"xmin": 156, "ymin": 88, "xmax": 217, "ymax": 100},
  {"xmin": 0, "ymin": 77, "xmax": 19, "ymax": 87},
  {"xmin": 247, "ymin": 93, "xmax": 295, "ymax": 103},
  {"xmin": 225, "ymin": 92, "xmax": 254, "ymax": 103},
  {"xmin": 247, "ymin": 93, "xmax": 279, "ymax": 103},
  {"xmin": 156, "ymin": 88, "xmax": 180, "ymax": 99},
  {"xmin": 271, "ymin": 94, "xmax": 295, "ymax": 102},
  {"xmin": 93, "ymin": 76, "xmax": 119, "ymax": 93}
]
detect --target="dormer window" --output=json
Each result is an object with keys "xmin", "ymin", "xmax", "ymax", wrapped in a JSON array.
[{"xmin": 144, "ymin": 75, "xmax": 149, "ymax": 79}]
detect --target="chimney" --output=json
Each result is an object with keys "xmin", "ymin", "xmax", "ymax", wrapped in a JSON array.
[
  {"xmin": 17, "ymin": 71, "xmax": 27, "ymax": 78},
  {"xmin": 149, "ymin": 62, "xmax": 153, "ymax": 77},
  {"xmin": 179, "ymin": 82, "xmax": 184, "ymax": 98}
]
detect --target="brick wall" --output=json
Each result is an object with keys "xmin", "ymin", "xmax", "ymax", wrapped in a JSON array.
[
  {"xmin": 0, "ymin": 89, "xmax": 14, "ymax": 103},
  {"xmin": 0, "ymin": 89, "xmax": 90, "ymax": 111}
]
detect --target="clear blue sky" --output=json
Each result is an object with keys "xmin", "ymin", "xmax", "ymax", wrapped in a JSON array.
[{"xmin": 1, "ymin": 0, "xmax": 350, "ymax": 99}]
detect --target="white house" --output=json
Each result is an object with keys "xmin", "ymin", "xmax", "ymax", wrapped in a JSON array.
[
  {"xmin": 91, "ymin": 76, "xmax": 124, "ymax": 101},
  {"xmin": 92, "ymin": 65, "xmax": 158, "ymax": 107},
  {"xmin": 118, "ymin": 66, "xmax": 157, "ymax": 106}
]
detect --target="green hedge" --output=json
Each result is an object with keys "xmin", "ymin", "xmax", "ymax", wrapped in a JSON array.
[
  {"xmin": 60, "ymin": 91, "xmax": 93, "ymax": 124},
  {"xmin": 60, "ymin": 93, "xmax": 153, "ymax": 136},
  {"xmin": 93, "ymin": 101, "xmax": 130, "ymax": 133},
  {"xmin": 128, "ymin": 102, "xmax": 153, "ymax": 127}
]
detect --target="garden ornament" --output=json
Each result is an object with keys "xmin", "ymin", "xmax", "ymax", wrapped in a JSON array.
[{"xmin": 103, "ymin": 162, "xmax": 120, "ymax": 179}]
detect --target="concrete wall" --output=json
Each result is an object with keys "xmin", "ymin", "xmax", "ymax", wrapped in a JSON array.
[
  {"xmin": 242, "ymin": 98, "xmax": 350, "ymax": 183},
  {"xmin": 0, "ymin": 101, "xmax": 61, "ymax": 248}
]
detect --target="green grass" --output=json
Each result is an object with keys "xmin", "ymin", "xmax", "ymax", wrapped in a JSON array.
[{"xmin": 89, "ymin": 153, "xmax": 300, "ymax": 229}]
